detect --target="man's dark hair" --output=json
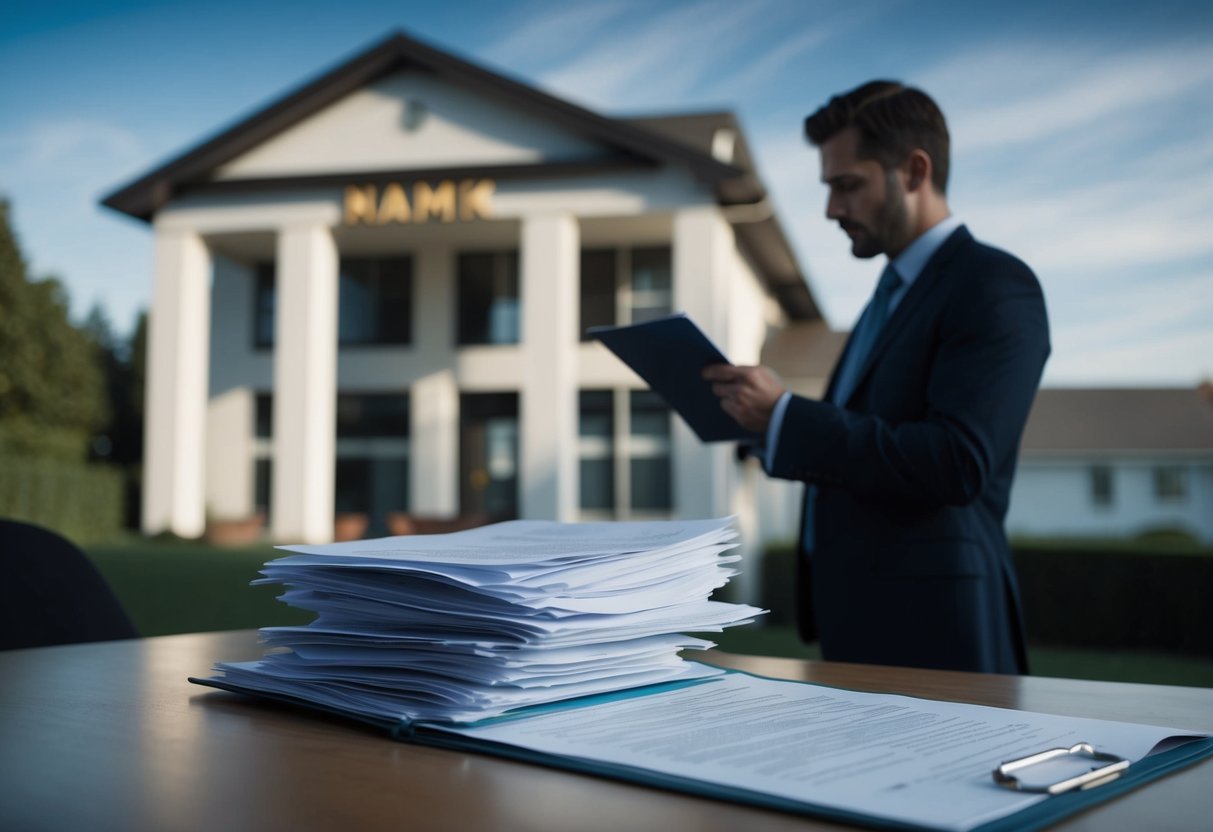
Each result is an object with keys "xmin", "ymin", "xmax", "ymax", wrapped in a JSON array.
[{"xmin": 805, "ymin": 80, "xmax": 950, "ymax": 194}]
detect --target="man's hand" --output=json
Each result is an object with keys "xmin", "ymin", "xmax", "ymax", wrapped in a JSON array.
[{"xmin": 701, "ymin": 364, "xmax": 786, "ymax": 433}]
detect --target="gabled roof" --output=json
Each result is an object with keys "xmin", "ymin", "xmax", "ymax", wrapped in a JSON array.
[
  {"xmin": 1021, "ymin": 388, "xmax": 1213, "ymax": 454},
  {"xmin": 101, "ymin": 30, "xmax": 758, "ymax": 220},
  {"xmin": 99, "ymin": 30, "xmax": 818, "ymax": 321}
]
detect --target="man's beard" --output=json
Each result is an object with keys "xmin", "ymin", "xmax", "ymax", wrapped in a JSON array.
[{"xmin": 849, "ymin": 169, "xmax": 910, "ymax": 259}]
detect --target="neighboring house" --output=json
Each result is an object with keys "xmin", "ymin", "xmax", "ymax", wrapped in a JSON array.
[
  {"xmin": 100, "ymin": 30, "xmax": 821, "ymax": 560},
  {"xmin": 1008, "ymin": 387, "xmax": 1213, "ymax": 543},
  {"xmin": 761, "ymin": 319, "xmax": 1213, "ymax": 545}
]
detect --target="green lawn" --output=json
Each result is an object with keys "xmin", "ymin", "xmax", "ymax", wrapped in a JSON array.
[
  {"xmin": 86, "ymin": 537, "xmax": 1213, "ymax": 688},
  {"xmin": 86, "ymin": 537, "xmax": 313, "ymax": 636}
]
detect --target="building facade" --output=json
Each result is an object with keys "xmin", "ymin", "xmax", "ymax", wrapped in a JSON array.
[
  {"xmin": 102, "ymin": 32, "xmax": 820, "ymax": 558},
  {"xmin": 1007, "ymin": 388, "xmax": 1213, "ymax": 543}
]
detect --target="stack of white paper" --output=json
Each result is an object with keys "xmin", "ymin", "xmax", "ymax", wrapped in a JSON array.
[{"xmin": 209, "ymin": 517, "xmax": 764, "ymax": 723}]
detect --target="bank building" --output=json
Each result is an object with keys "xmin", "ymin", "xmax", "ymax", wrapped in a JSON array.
[{"xmin": 102, "ymin": 31, "xmax": 835, "ymax": 571}]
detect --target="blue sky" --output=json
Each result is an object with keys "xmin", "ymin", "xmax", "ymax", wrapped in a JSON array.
[{"xmin": 2, "ymin": 0, "xmax": 1211, "ymax": 386}]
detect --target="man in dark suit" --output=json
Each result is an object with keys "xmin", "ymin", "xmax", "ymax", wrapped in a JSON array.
[{"xmin": 704, "ymin": 81, "xmax": 1050, "ymax": 674}]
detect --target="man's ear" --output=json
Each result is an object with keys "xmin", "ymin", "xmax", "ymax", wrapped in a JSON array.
[{"xmin": 905, "ymin": 149, "xmax": 931, "ymax": 193}]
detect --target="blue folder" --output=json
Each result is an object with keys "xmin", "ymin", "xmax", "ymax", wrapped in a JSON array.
[
  {"xmin": 588, "ymin": 314, "xmax": 759, "ymax": 443},
  {"xmin": 190, "ymin": 668, "xmax": 1213, "ymax": 832}
]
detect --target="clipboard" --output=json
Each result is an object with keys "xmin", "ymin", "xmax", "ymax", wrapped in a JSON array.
[{"xmin": 587, "ymin": 313, "xmax": 759, "ymax": 443}]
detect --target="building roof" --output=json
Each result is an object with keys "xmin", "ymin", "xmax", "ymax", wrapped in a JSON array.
[
  {"xmin": 1021, "ymin": 388, "xmax": 1213, "ymax": 454},
  {"xmin": 760, "ymin": 319, "xmax": 849, "ymax": 382},
  {"xmin": 757, "ymin": 325, "xmax": 1213, "ymax": 455},
  {"xmin": 100, "ymin": 30, "xmax": 820, "ymax": 320}
]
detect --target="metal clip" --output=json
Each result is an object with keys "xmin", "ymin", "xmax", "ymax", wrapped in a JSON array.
[{"xmin": 993, "ymin": 743, "xmax": 1130, "ymax": 794}]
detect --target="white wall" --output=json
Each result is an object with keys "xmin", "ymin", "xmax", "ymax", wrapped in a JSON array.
[
  {"xmin": 217, "ymin": 69, "xmax": 602, "ymax": 179},
  {"xmin": 1008, "ymin": 456, "xmax": 1213, "ymax": 542}
]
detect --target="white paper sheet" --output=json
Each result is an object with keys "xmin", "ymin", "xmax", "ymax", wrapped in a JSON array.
[
  {"xmin": 438, "ymin": 671, "xmax": 1208, "ymax": 832},
  {"xmin": 209, "ymin": 517, "xmax": 763, "ymax": 722}
]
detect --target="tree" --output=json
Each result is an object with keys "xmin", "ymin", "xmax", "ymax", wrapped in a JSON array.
[
  {"xmin": 0, "ymin": 198, "xmax": 109, "ymax": 459},
  {"xmin": 83, "ymin": 304, "xmax": 145, "ymax": 467}
]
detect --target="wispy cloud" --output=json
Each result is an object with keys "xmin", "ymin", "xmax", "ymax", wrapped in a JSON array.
[
  {"xmin": 1049, "ymin": 299, "xmax": 1213, "ymax": 385},
  {"xmin": 482, "ymin": 1, "xmax": 635, "ymax": 70},
  {"xmin": 964, "ymin": 177, "xmax": 1213, "ymax": 280},
  {"xmin": 920, "ymin": 39, "xmax": 1213, "ymax": 152},
  {"xmin": 0, "ymin": 119, "xmax": 146, "ymax": 199},
  {"xmin": 713, "ymin": 26, "xmax": 831, "ymax": 99},
  {"xmin": 747, "ymin": 27, "xmax": 1213, "ymax": 388},
  {"xmin": 530, "ymin": 0, "xmax": 779, "ymax": 109}
]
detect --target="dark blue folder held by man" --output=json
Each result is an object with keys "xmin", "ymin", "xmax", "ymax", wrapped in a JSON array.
[{"xmin": 588, "ymin": 313, "xmax": 759, "ymax": 443}]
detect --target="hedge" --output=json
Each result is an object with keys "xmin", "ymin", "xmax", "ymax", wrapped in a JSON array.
[
  {"xmin": 747, "ymin": 540, "xmax": 1213, "ymax": 657},
  {"xmin": 0, "ymin": 455, "xmax": 124, "ymax": 544},
  {"xmin": 1015, "ymin": 544, "xmax": 1213, "ymax": 656}
]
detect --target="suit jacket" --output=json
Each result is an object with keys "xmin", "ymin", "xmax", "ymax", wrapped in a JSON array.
[{"xmin": 768, "ymin": 226, "xmax": 1049, "ymax": 674}]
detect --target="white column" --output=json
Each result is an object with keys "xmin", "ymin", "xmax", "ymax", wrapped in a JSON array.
[
  {"xmin": 205, "ymin": 388, "xmax": 253, "ymax": 520},
  {"xmin": 520, "ymin": 214, "xmax": 579, "ymax": 520},
  {"xmin": 271, "ymin": 224, "xmax": 338, "ymax": 543},
  {"xmin": 142, "ymin": 228, "xmax": 211, "ymax": 538},
  {"xmin": 409, "ymin": 371, "xmax": 459, "ymax": 516},
  {"xmin": 409, "ymin": 245, "xmax": 459, "ymax": 517},
  {"xmin": 673, "ymin": 207, "xmax": 734, "ymax": 521}
]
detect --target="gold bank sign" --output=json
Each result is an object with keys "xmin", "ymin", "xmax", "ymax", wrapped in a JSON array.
[{"xmin": 344, "ymin": 179, "xmax": 495, "ymax": 225}]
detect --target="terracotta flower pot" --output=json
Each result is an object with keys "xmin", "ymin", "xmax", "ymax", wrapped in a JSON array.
[
  {"xmin": 333, "ymin": 512, "xmax": 369, "ymax": 542},
  {"xmin": 204, "ymin": 513, "xmax": 265, "ymax": 546}
]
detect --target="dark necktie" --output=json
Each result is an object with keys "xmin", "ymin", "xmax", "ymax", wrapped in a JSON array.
[
  {"xmin": 829, "ymin": 264, "xmax": 903, "ymax": 407},
  {"xmin": 802, "ymin": 264, "xmax": 903, "ymax": 553}
]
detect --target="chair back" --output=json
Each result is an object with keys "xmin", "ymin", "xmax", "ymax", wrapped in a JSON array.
[{"xmin": 0, "ymin": 519, "xmax": 138, "ymax": 650}]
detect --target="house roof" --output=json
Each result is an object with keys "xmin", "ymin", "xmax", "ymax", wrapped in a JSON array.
[
  {"xmin": 1021, "ymin": 388, "xmax": 1213, "ymax": 454},
  {"xmin": 760, "ymin": 319, "xmax": 849, "ymax": 380},
  {"xmin": 99, "ymin": 30, "xmax": 819, "ymax": 320},
  {"xmin": 756, "ymin": 326, "xmax": 1213, "ymax": 454}
]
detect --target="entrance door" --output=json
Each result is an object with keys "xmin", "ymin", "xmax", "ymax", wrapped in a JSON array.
[{"xmin": 460, "ymin": 393, "xmax": 518, "ymax": 520}]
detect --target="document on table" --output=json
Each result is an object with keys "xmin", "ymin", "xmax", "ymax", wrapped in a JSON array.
[
  {"xmin": 435, "ymin": 670, "xmax": 1211, "ymax": 832},
  {"xmin": 199, "ymin": 517, "xmax": 766, "ymax": 724}
]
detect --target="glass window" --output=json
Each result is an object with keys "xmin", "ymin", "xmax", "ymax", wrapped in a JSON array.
[
  {"xmin": 254, "ymin": 458, "xmax": 272, "ymax": 520},
  {"xmin": 579, "ymin": 249, "xmax": 616, "ymax": 340},
  {"xmin": 460, "ymin": 393, "xmax": 519, "ymax": 520},
  {"xmin": 252, "ymin": 394, "xmax": 274, "ymax": 520},
  {"xmin": 333, "ymin": 457, "xmax": 409, "ymax": 522},
  {"xmin": 339, "ymin": 257, "xmax": 412, "ymax": 345},
  {"xmin": 577, "ymin": 389, "xmax": 672, "ymax": 517},
  {"xmin": 629, "ymin": 247, "xmax": 672, "ymax": 324},
  {"xmin": 252, "ymin": 257, "xmax": 411, "ymax": 348},
  {"xmin": 255, "ymin": 393, "xmax": 273, "ymax": 439},
  {"xmin": 1154, "ymin": 467, "xmax": 1188, "ymax": 502},
  {"xmin": 334, "ymin": 393, "xmax": 411, "ymax": 536},
  {"xmin": 335, "ymin": 458, "xmax": 372, "ymax": 514},
  {"xmin": 253, "ymin": 263, "xmax": 275, "ymax": 348},
  {"xmin": 1090, "ymin": 466, "xmax": 1113, "ymax": 507},
  {"xmin": 629, "ymin": 390, "xmax": 672, "ymax": 511},
  {"xmin": 336, "ymin": 393, "xmax": 410, "ymax": 438},
  {"xmin": 578, "ymin": 391, "xmax": 615, "ymax": 511},
  {"xmin": 458, "ymin": 251, "xmax": 519, "ymax": 345},
  {"xmin": 578, "ymin": 246, "xmax": 673, "ymax": 338}
]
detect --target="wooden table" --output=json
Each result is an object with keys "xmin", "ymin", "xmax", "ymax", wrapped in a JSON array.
[{"xmin": 1, "ymin": 630, "xmax": 1210, "ymax": 831}]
